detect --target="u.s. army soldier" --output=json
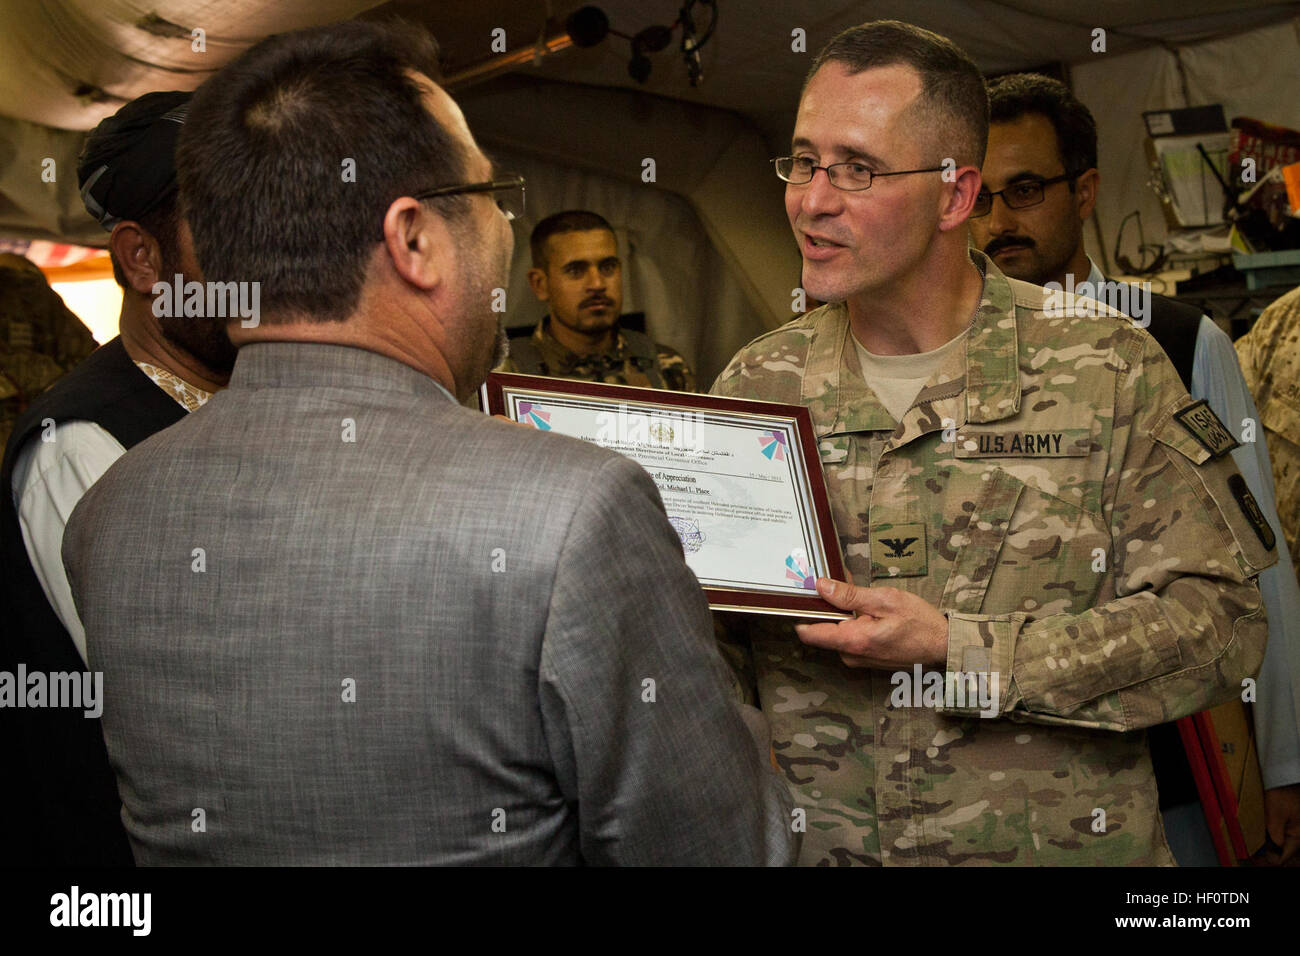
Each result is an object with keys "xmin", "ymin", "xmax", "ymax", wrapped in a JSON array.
[{"xmin": 711, "ymin": 20, "xmax": 1276, "ymax": 865}]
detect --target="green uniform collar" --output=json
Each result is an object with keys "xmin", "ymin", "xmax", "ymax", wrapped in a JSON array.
[{"xmin": 963, "ymin": 251, "xmax": 1021, "ymax": 426}]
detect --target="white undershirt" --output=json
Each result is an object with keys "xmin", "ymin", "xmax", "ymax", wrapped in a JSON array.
[
  {"xmin": 11, "ymin": 422, "xmax": 128, "ymax": 663},
  {"xmin": 852, "ymin": 329, "xmax": 968, "ymax": 422},
  {"xmin": 10, "ymin": 363, "xmax": 204, "ymax": 664}
]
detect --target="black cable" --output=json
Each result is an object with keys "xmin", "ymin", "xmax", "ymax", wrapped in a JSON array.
[
  {"xmin": 1114, "ymin": 210, "xmax": 1167, "ymax": 277},
  {"xmin": 679, "ymin": 0, "xmax": 717, "ymax": 86}
]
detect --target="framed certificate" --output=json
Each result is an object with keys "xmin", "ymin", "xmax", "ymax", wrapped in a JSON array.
[{"xmin": 483, "ymin": 373, "xmax": 849, "ymax": 620}]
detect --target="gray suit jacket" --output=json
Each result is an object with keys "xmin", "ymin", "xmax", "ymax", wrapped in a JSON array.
[{"xmin": 63, "ymin": 342, "xmax": 796, "ymax": 865}]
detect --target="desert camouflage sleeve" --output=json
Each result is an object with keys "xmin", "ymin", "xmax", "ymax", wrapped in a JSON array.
[{"xmin": 947, "ymin": 334, "xmax": 1276, "ymax": 731}]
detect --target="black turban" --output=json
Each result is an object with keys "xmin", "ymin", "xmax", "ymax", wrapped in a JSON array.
[{"xmin": 77, "ymin": 91, "xmax": 190, "ymax": 232}]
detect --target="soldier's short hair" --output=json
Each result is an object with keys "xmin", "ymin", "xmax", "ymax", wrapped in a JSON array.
[
  {"xmin": 986, "ymin": 73, "xmax": 1098, "ymax": 181},
  {"xmin": 806, "ymin": 20, "xmax": 988, "ymax": 168},
  {"xmin": 530, "ymin": 210, "xmax": 615, "ymax": 269}
]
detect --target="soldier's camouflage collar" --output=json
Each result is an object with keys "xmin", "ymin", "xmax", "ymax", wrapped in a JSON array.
[
  {"xmin": 532, "ymin": 318, "xmax": 636, "ymax": 375},
  {"xmin": 803, "ymin": 250, "xmax": 1021, "ymax": 440}
]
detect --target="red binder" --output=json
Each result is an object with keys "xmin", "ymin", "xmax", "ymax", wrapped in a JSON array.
[{"xmin": 1176, "ymin": 706, "xmax": 1263, "ymax": 866}]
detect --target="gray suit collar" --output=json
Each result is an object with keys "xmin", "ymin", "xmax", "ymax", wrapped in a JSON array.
[{"xmin": 230, "ymin": 342, "xmax": 456, "ymax": 402}]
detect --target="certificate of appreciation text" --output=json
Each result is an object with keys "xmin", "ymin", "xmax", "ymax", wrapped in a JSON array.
[{"xmin": 484, "ymin": 373, "xmax": 848, "ymax": 619}]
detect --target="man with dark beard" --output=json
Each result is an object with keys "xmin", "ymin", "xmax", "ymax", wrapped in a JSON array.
[
  {"xmin": 0, "ymin": 91, "xmax": 236, "ymax": 865},
  {"xmin": 971, "ymin": 73, "xmax": 1300, "ymax": 866},
  {"xmin": 500, "ymin": 210, "xmax": 695, "ymax": 391}
]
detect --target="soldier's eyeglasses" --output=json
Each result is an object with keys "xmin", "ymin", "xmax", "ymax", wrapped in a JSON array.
[
  {"xmin": 772, "ymin": 156, "xmax": 947, "ymax": 191},
  {"xmin": 414, "ymin": 174, "xmax": 526, "ymax": 221},
  {"xmin": 971, "ymin": 173, "xmax": 1074, "ymax": 218}
]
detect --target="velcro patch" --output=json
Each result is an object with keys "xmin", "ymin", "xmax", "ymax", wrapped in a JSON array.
[
  {"xmin": 1173, "ymin": 400, "xmax": 1239, "ymax": 459},
  {"xmin": 1228, "ymin": 473, "xmax": 1276, "ymax": 551},
  {"xmin": 871, "ymin": 522, "xmax": 927, "ymax": 578},
  {"xmin": 954, "ymin": 428, "xmax": 1091, "ymax": 458},
  {"xmin": 961, "ymin": 646, "xmax": 992, "ymax": 674}
]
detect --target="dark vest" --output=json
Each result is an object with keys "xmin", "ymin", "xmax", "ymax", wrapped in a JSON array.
[
  {"xmin": 0, "ymin": 337, "xmax": 186, "ymax": 865},
  {"xmin": 1140, "ymin": 292, "xmax": 1203, "ymax": 392},
  {"xmin": 1132, "ymin": 292, "xmax": 1210, "ymax": 811}
]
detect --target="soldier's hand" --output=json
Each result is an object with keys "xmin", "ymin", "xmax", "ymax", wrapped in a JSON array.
[
  {"xmin": 795, "ymin": 578, "xmax": 948, "ymax": 670},
  {"xmin": 1261, "ymin": 783, "xmax": 1300, "ymax": 865}
]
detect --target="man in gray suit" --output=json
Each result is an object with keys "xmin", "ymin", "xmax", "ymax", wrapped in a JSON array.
[{"xmin": 62, "ymin": 21, "xmax": 796, "ymax": 866}]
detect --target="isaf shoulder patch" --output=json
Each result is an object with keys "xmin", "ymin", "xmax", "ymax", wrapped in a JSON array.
[{"xmin": 1173, "ymin": 400, "xmax": 1240, "ymax": 459}]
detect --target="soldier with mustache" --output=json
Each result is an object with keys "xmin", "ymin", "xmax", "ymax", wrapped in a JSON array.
[{"xmin": 501, "ymin": 210, "xmax": 695, "ymax": 391}]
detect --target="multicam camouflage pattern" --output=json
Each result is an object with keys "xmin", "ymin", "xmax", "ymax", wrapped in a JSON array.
[
  {"xmin": 1236, "ymin": 284, "xmax": 1300, "ymax": 591},
  {"xmin": 0, "ymin": 257, "xmax": 98, "ymax": 446},
  {"xmin": 499, "ymin": 319, "xmax": 696, "ymax": 392},
  {"xmin": 711, "ymin": 250, "xmax": 1275, "ymax": 866}
]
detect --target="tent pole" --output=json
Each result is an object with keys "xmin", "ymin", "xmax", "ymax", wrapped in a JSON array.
[{"xmin": 445, "ymin": 31, "xmax": 574, "ymax": 90}]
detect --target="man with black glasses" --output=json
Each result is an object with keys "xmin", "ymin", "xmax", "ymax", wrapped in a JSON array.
[
  {"xmin": 971, "ymin": 72, "xmax": 1300, "ymax": 867},
  {"xmin": 710, "ymin": 19, "xmax": 1275, "ymax": 866},
  {"xmin": 60, "ymin": 20, "xmax": 797, "ymax": 866}
]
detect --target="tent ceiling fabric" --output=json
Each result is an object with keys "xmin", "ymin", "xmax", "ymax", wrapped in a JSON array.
[
  {"xmin": 0, "ymin": 0, "xmax": 388, "ymax": 131},
  {"xmin": 4, "ymin": 0, "xmax": 1295, "ymax": 136},
  {"xmin": 0, "ymin": 0, "xmax": 385, "ymax": 241},
  {"xmin": 459, "ymin": 75, "xmax": 794, "ymax": 331},
  {"xmin": 430, "ymin": 0, "xmax": 1300, "ymax": 151},
  {"xmin": 1, "ymin": 0, "xmax": 1297, "ymax": 244}
]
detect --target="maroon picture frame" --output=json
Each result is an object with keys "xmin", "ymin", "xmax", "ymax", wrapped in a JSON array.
[{"xmin": 483, "ymin": 372, "xmax": 849, "ymax": 620}]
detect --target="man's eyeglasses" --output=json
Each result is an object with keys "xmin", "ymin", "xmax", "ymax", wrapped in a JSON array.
[
  {"xmin": 772, "ymin": 155, "xmax": 947, "ymax": 191},
  {"xmin": 414, "ymin": 174, "xmax": 526, "ymax": 221},
  {"xmin": 971, "ymin": 173, "xmax": 1074, "ymax": 218}
]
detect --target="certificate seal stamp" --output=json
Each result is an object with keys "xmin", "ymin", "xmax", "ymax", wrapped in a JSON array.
[
  {"xmin": 668, "ymin": 516, "xmax": 704, "ymax": 554},
  {"xmin": 649, "ymin": 421, "xmax": 675, "ymax": 444}
]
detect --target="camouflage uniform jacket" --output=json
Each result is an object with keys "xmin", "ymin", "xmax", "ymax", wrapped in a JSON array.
[
  {"xmin": 1236, "ymin": 284, "xmax": 1300, "ymax": 591},
  {"xmin": 1, "ymin": 262, "xmax": 98, "ymax": 446},
  {"xmin": 711, "ymin": 251, "xmax": 1276, "ymax": 866},
  {"xmin": 501, "ymin": 318, "xmax": 695, "ymax": 391}
]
